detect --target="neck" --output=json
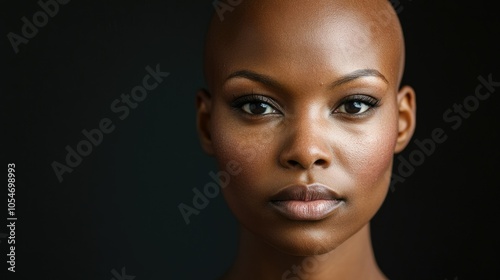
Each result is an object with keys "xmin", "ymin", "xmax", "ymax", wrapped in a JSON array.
[{"xmin": 220, "ymin": 223, "xmax": 387, "ymax": 280}]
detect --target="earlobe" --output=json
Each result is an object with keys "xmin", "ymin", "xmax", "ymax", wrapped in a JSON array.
[
  {"xmin": 394, "ymin": 85, "xmax": 417, "ymax": 153},
  {"xmin": 196, "ymin": 89, "xmax": 214, "ymax": 156}
]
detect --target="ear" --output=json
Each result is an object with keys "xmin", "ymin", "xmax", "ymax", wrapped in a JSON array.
[
  {"xmin": 196, "ymin": 88, "xmax": 214, "ymax": 156},
  {"xmin": 394, "ymin": 85, "xmax": 417, "ymax": 153}
]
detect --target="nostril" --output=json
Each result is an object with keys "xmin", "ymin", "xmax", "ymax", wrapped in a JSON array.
[
  {"xmin": 314, "ymin": 159, "xmax": 328, "ymax": 166},
  {"xmin": 286, "ymin": 158, "xmax": 328, "ymax": 169}
]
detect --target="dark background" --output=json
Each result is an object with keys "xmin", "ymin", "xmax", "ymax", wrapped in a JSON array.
[{"xmin": 1, "ymin": 0, "xmax": 499, "ymax": 279}]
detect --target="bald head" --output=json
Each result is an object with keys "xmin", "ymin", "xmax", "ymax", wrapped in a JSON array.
[{"xmin": 203, "ymin": 0, "xmax": 405, "ymax": 94}]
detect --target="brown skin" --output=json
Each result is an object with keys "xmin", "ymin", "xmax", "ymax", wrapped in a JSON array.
[{"xmin": 196, "ymin": 0, "xmax": 416, "ymax": 279}]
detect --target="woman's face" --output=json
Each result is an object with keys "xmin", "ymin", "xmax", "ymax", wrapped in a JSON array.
[{"xmin": 198, "ymin": 0, "xmax": 414, "ymax": 255}]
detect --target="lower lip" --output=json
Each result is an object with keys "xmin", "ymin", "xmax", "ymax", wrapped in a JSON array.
[{"xmin": 270, "ymin": 200, "xmax": 343, "ymax": 221}]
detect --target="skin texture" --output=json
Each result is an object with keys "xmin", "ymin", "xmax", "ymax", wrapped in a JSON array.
[{"xmin": 196, "ymin": 0, "xmax": 416, "ymax": 279}]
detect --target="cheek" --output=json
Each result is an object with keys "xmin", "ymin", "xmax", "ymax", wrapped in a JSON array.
[
  {"xmin": 337, "ymin": 113, "xmax": 398, "ymax": 205},
  {"xmin": 346, "ymin": 130, "xmax": 395, "ymax": 184},
  {"xmin": 211, "ymin": 120, "xmax": 276, "ymax": 172},
  {"xmin": 209, "ymin": 112, "xmax": 277, "ymax": 211}
]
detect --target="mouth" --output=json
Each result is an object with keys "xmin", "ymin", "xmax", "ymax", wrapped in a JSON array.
[{"xmin": 269, "ymin": 183, "xmax": 344, "ymax": 221}]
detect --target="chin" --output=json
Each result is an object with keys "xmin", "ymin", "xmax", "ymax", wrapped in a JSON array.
[{"xmin": 255, "ymin": 219, "xmax": 366, "ymax": 257}]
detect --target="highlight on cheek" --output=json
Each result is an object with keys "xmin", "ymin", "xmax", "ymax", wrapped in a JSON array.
[{"xmin": 348, "ymin": 132, "xmax": 396, "ymax": 181}]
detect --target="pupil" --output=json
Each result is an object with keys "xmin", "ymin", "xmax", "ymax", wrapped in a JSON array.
[
  {"xmin": 250, "ymin": 103, "xmax": 268, "ymax": 114},
  {"xmin": 345, "ymin": 101, "xmax": 362, "ymax": 114}
]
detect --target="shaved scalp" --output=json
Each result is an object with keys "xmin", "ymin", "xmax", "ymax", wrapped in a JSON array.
[{"xmin": 202, "ymin": 0, "xmax": 405, "ymax": 93}]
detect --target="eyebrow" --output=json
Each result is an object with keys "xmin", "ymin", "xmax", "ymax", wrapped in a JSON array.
[
  {"xmin": 330, "ymin": 69, "xmax": 389, "ymax": 88},
  {"xmin": 226, "ymin": 68, "xmax": 388, "ymax": 89}
]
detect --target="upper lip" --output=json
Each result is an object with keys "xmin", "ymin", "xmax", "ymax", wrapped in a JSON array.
[{"xmin": 270, "ymin": 183, "xmax": 342, "ymax": 202}]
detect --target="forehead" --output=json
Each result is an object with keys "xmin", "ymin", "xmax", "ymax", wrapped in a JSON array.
[{"xmin": 205, "ymin": 0, "xmax": 404, "ymax": 90}]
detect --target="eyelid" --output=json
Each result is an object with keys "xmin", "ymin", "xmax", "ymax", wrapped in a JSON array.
[
  {"xmin": 338, "ymin": 94, "xmax": 380, "ymax": 105},
  {"xmin": 230, "ymin": 93, "xmax": 379, "ymax": 116},
  {"xmin": 333, "ymin": 94, "xmax": 381, "ymax": 115},
  {"xmin": 231, "ymin": 94, "xmax": 282, "ymax": 113}
]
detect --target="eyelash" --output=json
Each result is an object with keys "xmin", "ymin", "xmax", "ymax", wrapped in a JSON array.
[
  {"xmin": 230, "ymin": 94, "xmax": 281, "ymax": 115},
  {"xmin": 231, "ymin": 94, "xmax": 380, "ymax": 117},
  {"xmin": 333, "ymin": 95, "xmax": 380, "ymax": 116}
]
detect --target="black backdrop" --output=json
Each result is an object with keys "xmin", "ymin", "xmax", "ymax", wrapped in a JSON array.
[{"xmin": 2, "ymin": 0, "xmax": 499, "ymax": 279}]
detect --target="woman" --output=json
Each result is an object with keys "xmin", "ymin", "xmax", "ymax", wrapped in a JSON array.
[{"xmin": 196, "ymin": 0, "xmax": 416, "ymax": 279}]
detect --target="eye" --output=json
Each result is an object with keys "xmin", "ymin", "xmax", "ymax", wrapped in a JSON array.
[
  {"xmin": 334, "ymin": 95, "xmax": 380, "ymax": 115},
  {"xmin": 231, "ymin": 94, "xmax": 280, "ymax": 116},
  {"xmin": 241, "ymin": 102, "xmax": 276, "ymax": 115},
  {"xmin": 338, "ymin": 101, "xmax": 371, "ymax": 114}
]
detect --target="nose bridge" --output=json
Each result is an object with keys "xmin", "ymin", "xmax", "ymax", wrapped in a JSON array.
[{"xmin": 279, "ymin": 111, "xmax": 333, "ymax": 169}]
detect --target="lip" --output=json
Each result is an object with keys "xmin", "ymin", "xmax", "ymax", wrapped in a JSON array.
[{"xmin": 270, "ymin": 183, "xmax": 344, "ymax": 221}]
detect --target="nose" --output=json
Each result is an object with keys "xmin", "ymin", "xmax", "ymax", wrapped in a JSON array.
[{"xmin": 278, "ymin": 116, "xmax": 333, "ymax": 170}]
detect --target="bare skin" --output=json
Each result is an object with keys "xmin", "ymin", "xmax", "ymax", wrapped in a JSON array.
[{"xmin": 196, "ymin": 0, "xmax": 416, "ymax": 279}]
